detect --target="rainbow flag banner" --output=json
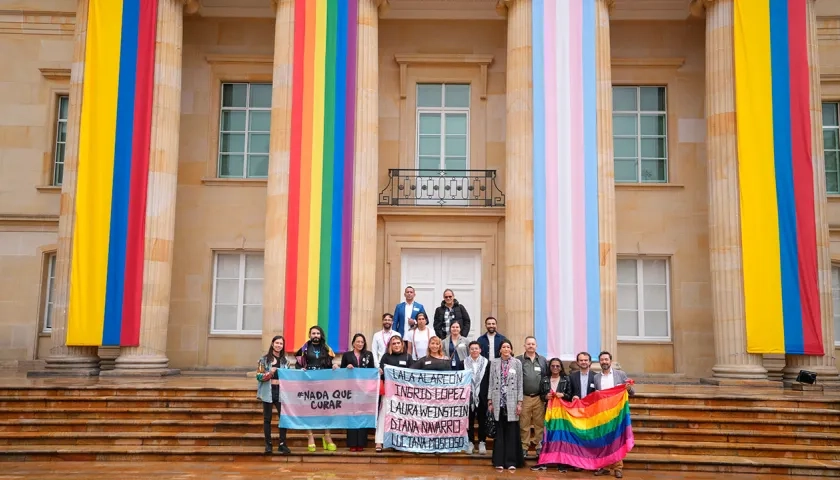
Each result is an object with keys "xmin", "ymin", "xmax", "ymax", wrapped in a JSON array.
[
  {"xmin": 734, "ymin": 0, "xmax": 824, "ymax": 354},
  {"xmin": 283, "ymin": 0, "xmax": 357, "ymax": 353},
  {"xmin": 532, "ymin": 0, "xmax": 601, "ymax": 360},
  {"xmin": 539, "ymin": 385, "xmax": 634, "ymax": 470},
  {"xmin": 67, "ymin": 0, "xmax": 157, "ymax": 347}
]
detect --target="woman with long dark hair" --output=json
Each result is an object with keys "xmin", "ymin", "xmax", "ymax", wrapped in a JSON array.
[
  {"xmin": 488, "ymin": 339, "xmax": 524, "ymax": 471},
  {"xmin": 295, "ymin": 325, "xmax": 338, "ymax": 452},
  {"xmin": 341, "ymin": 333, "xmax": 375, "ymax": 452},
  {"xmin": 256, "ymin": 335, "xmax": 291, "ymax": 454},
  {"xmin": 531, "ymin": 358, "xmax": 571, "ymax": 472}
]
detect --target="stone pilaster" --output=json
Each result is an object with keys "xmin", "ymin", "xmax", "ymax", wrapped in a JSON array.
[
  {"xmin": 262, "ymin": 0, "xmax": 295, "ymax": 349},
  {"xmin": 596, "ymin": 0, "xmax": 618, "ymax": 362},
  {"xmin": 783, "ymin": 0, "xmax": 840, "ymax": 386},
  {"xmin": 38, "ymin": 0, "xmax": 100, "ymax": 377},
  {"xmin": 696, "ymin": 0, "xmax": 768, "ymax": 380},
  {"xmin": 108, "ymin": 0, "xmax": 187, "ymax": 376},
  {"xmin": 499, "ymin": 0, "xmax": 534, "ymax": 345},
  {"xmin": 349, "ymin": 0, "xmax": 382, "ymax": 338}
]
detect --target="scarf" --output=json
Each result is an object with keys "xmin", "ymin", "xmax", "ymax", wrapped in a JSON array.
[{"xmin": 463, "ymin": 355, "xmax": 488, "ymax": 408}]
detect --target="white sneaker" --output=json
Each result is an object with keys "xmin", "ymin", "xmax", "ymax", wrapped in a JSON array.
[
  {"xmin": 478, "ymin": 442, "xmax": 487, "ymax": 455},
  {"xmin": 465, "ymin": 442, "xmax": 475, "ymax": 454}
]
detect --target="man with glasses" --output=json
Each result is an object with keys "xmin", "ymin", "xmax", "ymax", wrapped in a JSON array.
[
  {"xmin": 433, "ymin": 289, "xmax": 471, "ymax": 338},
  {"xmin": 517, "ymin": 336, "xmax": 549, "ymax": 459}
]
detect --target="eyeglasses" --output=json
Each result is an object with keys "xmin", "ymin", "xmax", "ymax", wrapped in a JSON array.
[{"xmin": 444, "ymin": 295, "xmax": 453, "ymax": 299}]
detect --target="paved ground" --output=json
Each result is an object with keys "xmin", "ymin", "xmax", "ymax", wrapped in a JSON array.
[{"xmin": 0, "ymin": 462, "xmax": 820, "ymax": 480}]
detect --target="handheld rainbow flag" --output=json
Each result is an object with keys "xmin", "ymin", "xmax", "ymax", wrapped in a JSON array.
[
  {"xmin": 734, "ymin": 0, "xmax": 824, "ymax": 354},
  {"xmin": 539, "ymin": 385, "xmax": 634, "ymax": 470},
  {"xmin": 283, "ymin": 0, "xmax": 358, "ymax": 352},
  {"xmin": 67, "ymin": 0, "xmax": 157, "ymax": 347}
]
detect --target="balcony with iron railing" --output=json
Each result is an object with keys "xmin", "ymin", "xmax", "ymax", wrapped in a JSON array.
[{"xmin": 378, "ymin": 169, "xmax": 505, "ymax": 207}]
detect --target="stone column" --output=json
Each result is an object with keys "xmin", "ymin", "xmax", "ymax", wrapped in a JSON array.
[
  {"xmin": 499, "ymin": 0, "xmax": 534, "ymax": 345},
  {"xmin": 695, "ymin": 0, "xmax": 768, "ymax": 380},
  {"xmin": 350, "ymin": 0, "xmax": 382, "ymax": 338},
  {"xmin": 596, "ymin": 0, "xmax": 618, "ymax": 362},
  {"xmin": 783, "ymin": 0, "xmax": 840, "ymax": 386},
  {"xmin": 39, "ymin": 0, "xmax": 100, "ymax": 377},
  {"xmin": 262, "ymin": 0, "xmax": 295, "ymax": 349},
  {"xmin": 108, "ymin": 0, "xmax": 187, "ymax": 376}
]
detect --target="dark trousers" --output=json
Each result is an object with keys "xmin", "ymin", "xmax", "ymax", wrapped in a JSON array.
[
  {"xmin": 346, "ymin": 429, "xmax": 369, "ymax": 448},
  {"xmin": 468, "ymin": 402, "xmax": 487, "ymax": 444},
  {"xmin": 263, "ymin": 385, "xmax": 288, "ymax": 447},
  {"xmin": 492, "ymin": 408, "xmax": 525, "ymax": 469}
]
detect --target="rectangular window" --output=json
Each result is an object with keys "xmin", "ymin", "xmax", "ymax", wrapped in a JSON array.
[
  {"xmin": 832, "ymin": 266, "xmax": 840, "ymax": 346},
  {"xmin": 416, "ymin": 83, "xmax": 470, "ymax": 174},
  {"xmin": 218, "ymin": 83, "xmax": 271, "ymax": 178},
  {"xmin": 52, "ymin": 95, "xmax": 69, "ymax": 186},
  {"xmin": 612, "ymin": 86, "xmax": 667, "ymax": 183},
  {"xmin": 823, "ymin": 102, "xmax": 840, "ymax": 194},
  {"xmin": 211, "ymin": 252, "xmax": 263, "ymax": 334},
  {"xmin": 43, "ymin": 253, "xmax": 57, "ymax": 332},
  {"xmin": 617, "ymin": 257, "xmax": 671, "ymax": 340}
]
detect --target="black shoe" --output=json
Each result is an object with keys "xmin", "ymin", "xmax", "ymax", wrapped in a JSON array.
[
  {"xmin": 557, "ymin": 466, "xmax": 567, "ymax": 473},
  {"xmin": 277, "ymin": 443, "xmax": 291, "ymax": 455},
  {"xmin": 264, "ymin": 444, "xmax": 273, "ymax": 454}
]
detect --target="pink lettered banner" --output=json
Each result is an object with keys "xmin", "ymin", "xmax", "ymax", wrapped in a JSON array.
[
  {"xmin": 382, "ymin": 366, "xmax": 471, "ymax": 453},
  {"xmin": 276, "ymin": 368, "xmax": 379, "ymax": 430}
]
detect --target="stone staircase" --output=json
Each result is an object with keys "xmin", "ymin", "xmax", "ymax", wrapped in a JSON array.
[{"xmin": 1, "ymin": 384, "xmax": 839, "ymax": 475}]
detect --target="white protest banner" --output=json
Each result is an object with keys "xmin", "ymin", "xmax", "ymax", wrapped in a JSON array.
[{"xmin": 382, "ymin": 365, "xmax": 472, "ymax": 453}]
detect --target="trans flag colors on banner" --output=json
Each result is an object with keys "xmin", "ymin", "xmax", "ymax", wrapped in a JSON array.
[
  {"xmin": 734, "ymin": 0, "xmax": 824, "ymax": 355},
  {"xmin": 532, "ymin": 0, "xmax": 601, "ymax": 360},
  {"xmin": 276, "ymin": 368, "xmax": 379, "ymax": 430},
  {"xmin": 539, "ymin": 385, "xmax": 634, "ymax": 470},
  {"xmin": 283, "ymin": 0, "xmax": 358, "ymax": 352},
  {"xmin": 382, "ymin": 366, "xmax": 472, "ymax": 454},
  {"xmin": 67, "ymin": 0, "xmax": 157, "ymax": 347}
]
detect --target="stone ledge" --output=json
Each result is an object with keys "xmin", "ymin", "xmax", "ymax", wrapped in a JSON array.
[
  {"xmin": 699, "ymin": 378, "xmax": 783, "ymax": 388},
  {"xmin": 99, "ymin": 368, "xmax": 181, "ymax": 378}
]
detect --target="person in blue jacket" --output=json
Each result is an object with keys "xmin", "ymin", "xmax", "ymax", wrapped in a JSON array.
[{"xmin": 393, "ymin": 285, "xmax": 427, "ymax": 337}]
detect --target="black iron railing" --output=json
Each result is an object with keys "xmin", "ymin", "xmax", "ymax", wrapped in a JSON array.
[{"xmin": 378, "ymin": 169, "xmax": 505, "ymax": 207}]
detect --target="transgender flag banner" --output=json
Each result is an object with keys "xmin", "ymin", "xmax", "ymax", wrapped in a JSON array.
[
  {"xmin": 382, "ymin": 366, "xmax": 472, "ymax": 453},
  {"xmin": 276, "ymin": 368, "xmax": 379, "ymax": 430}
]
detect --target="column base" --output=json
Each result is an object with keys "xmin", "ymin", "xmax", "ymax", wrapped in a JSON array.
[
  {"xmin": 29, "ymin": 352, "xmax": 101, "ymax": 377},
  {"xmin": 99, "ymin": 353, "xmax": 179, "ymax": 377},
  {"xmin": 781, "ymin": 362, "xmax": 840, "ymax": 388},
  {"xmin": 709, "ymin": 363, "xmax": 769, "ymax": 380},
  {"xmin": 700, "ymin": 377, "xmax": 781, "ymax": 387}
]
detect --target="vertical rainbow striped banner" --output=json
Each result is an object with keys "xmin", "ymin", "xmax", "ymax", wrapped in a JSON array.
[
  {"xmin": 67, "ymin": 0, "xmax": 156, "ymax": 347},
  {"xmin": 284, "ymin": 0, "xmax": 357, "ymax": 352},
  {"xmin": 735, "ymin": 0, "xmax": 823, "ymax": 355},
  {"xmin": 532, "ymin": 0, "xmax": 601, "ymax": 360}
]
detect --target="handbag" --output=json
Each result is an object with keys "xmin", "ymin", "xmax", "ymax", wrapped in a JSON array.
[{"xmin": 485, "ymin": 410, "xmax": 497, "ymax": 438}]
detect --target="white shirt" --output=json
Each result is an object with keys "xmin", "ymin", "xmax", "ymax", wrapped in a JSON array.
[
  {"xmin": 372, "ymin": 329, "xmax": 400, "ymax": 366},
  {"xmin": 403, "ymin": 302, "xmax": 415, "ymax": 336},
  {"xmin": 579, "ymin": 371, "xmax": 590, "ymax": 398},
  {"xmin": 406, "ymin": 327, "xmax": 431, "ymax": 360},
  {"xmin": 600, "ymin": 370, "xmax": 615, "ymax": 390},
  {"xmin": 486, "ymin": 333, "xmax": 496, "ymax": 361}
]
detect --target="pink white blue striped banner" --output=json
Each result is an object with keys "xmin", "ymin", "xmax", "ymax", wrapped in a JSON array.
[
  {"xmin": 533, "ymin": 0, "xmax": 601, "ymax": 360},
  {"xmin": 276, "ymin": 368, "xmax": 379, "ymax": 430}
]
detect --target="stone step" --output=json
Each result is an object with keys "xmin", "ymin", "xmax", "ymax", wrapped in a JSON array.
[
  {"xmin": 632, "ymin": 439, "xmax": 840, "ymax": 461},
  {"xmin": 630, "ymin": 395, "xmax": 840, "ymax": 410},
  {"xmin": 629, "ymin": 453, "xmax": 840, "ymax": 477},
  {"xmin": 632, "ymin": 427, "xmax": 840, "ymax": 446},
  {"xmin": 632, "ymin": 415, "xmax": 840, "ymax": 434},
  {"xmin": 0, "ymin": 396, "xmax": 255, "ymax": 409},
  {"xmin": 0, "ymin": 388, "xmax": 255, "ymax": 398},
  {"xmin": 0, "ymin": 408, "xmax": 255, "ymax": 421},
  {"xmin": 634, "ymin": 404, "xmax": 840, "ymax": 422}
]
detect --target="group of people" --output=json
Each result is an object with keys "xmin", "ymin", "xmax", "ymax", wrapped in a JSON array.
[{"xmin": 256, "ymin": 286, "xmax": 634, "ymax": 477}]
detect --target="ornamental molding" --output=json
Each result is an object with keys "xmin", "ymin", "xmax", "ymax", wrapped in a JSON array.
[
  {"xmin": 394, "ymin": 53, "xmax": 494, "ymax": 99},
  {"xmin": 611, "ymin": 57, "xmax": 686, "ymax": 69},
  {"xmin": 39, "ymin": 67, "xmax": 71, "ymax": 81}
]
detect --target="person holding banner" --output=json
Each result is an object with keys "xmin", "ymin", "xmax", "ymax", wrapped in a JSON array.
[
  {"xmin": 376, "ymin": 335, "xmax": 413, "ymax": 452},
  {"xmin": 256, "ymin": 335, "xmax": 292, "ymax": 455},
  {"xmin": 463, "ymin": 341, "xmax": 489, "ymax": 455},
  {"xmin": 530, "ymin": 358, "xmax": 571, "ymax": 472},
  {"xmin": 295, "ymin": 326, "xmax": 338, "ymax": 452},
  {"xmin": 340, "ymin": 333, "xmax": 376, "ymax": 452},
  {"xmin": 411, "ymin": 336, "xmax": 452, "ymax": 370},
  {"xmin": 488, "ymin": 339, "xmax": 525, "ymax": 471}
]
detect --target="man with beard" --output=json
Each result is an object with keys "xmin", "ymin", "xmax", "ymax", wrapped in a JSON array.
[
  {"xmin": 433, "ymin": 289, "xmax": 471, "ymax": 338},
  {"xmin": 593, "ymin": 351, "xmax": 633, "ymax": 478},
  {"xmin": 371, "ymin": 313, "xmax": 400, "ymax": 366},
  {"xmin": 476, "ymin": 316, "xmax": 506, "ymax": 362},
  {"xmin": 294, "ymin": 325, "xmax": 338, "ymax": 452}
]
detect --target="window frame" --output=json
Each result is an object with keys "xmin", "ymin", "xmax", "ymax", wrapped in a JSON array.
[
  {"xmin": 617, "ymin": 256, "xmax": 672, "ymax": 342},
  {"xmin": 612, "ymin": 85, "xmax": 668, "ymax": 184},
  {"xmin": 415, "ymin": 83, "xmax": 471, "ymax": 172},
  {"xmin": 42, "ymin": 252, "xmax": 57, "ymax": 333},
  {"xmin": 217, "ymin": 82, "xmax": 272, "ymax": 179},
  {"xmin": 52, "ymin": 95, "xmax": 69, "ymax": 186},
  {"xmin": 823, "ymin": 102, "xmax": 840, "ymax": 194},
  {"xmin": 210, "ymin": 252, "xmax": 263, "ymax": 335},
  {"xmin": 832, "ymin": 264, "xmax": 840, "ymax": 347}
]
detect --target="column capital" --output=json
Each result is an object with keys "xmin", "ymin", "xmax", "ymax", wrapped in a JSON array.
[
  {"xmin": 689, "ymin": 0, "xmax": 719, "ymax": 17},
  {"xmin": 184, "ymin": 0, "xmax": 199, "ymax": 15}
]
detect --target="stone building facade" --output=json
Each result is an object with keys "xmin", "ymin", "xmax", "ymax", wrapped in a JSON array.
[{"xmin": 1, "ymin": 0, "xmax": 840, "ymax": 382}]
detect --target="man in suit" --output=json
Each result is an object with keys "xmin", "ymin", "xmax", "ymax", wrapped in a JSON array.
[
  {"xmin": 393, "ymin": 285, "xmax": 426, "ymax": 338},
  {"xmin": 594, "ymin": 351, "xmax": 633, "ymax": 478},
  {"xmin": 476, "ymin": 316, "xmax": 506, "ymax": 361},
  {"xmin": 568, "ymin": 351, "xmax": 599, "ymax": 401}
]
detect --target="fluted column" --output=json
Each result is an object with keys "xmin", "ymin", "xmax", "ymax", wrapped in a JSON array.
[
  {"xmin": 596, "ymin": 0, "xmax": 618, "ymax": 362},
  {"xmin": 783, "ymin": 0, "xmax": 840, "ymax": 385},
  {"xmin": 39, "ymin": 0, "xmax": 100, "ymax": 377},
  {"xmin": 349, "ymin": 0, "xmax": 381, "ymax": 339},
  {"xmin": 499, "ymin": 0, "xmax": 534, "ymax": 345},
  {"xmin": 262, "ymin": 0, "xmax": 295, "ymax": 349},
  {"xmin": 109, "ymin": 0, "xmax": 186, "ymax": 375},
  {"xmin": 696, "ymin": 0, "xmax": 767, "ymax": 380}
]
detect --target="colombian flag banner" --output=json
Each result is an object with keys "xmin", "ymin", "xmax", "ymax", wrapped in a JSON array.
[
  {"xmin": 66, "ymin": 0, "xmax": 157, "ymax": 347},
  {"xmin": 539, "ymin": 385, "xmax": 634, "ymax": 470},
  {"xmin": 734, "ymin": 0, "xmax": 824, "ymax": 355}
]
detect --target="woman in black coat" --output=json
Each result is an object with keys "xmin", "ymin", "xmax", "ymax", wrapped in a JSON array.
[{"xmin": 340, "ymin": 333, "xmax": 375, "ymax": 452}]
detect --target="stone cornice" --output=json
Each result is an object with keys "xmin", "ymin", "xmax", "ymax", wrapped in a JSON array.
[
  {"xmin": 205, "ymin": 54, "xmax": 273, "ymax": 65},
  {"xmin": 0, "ymin": 214, "xmax": 59, "ymax": 228},
  {"xmin": 394, "ymin": 53, "xmax": 494, "ymax": 99},
  {"xmin": 184, "ymin": 0, "xmax": 200, "ymax": 15},
  {"xmin": 39, "ymin": 67, "xmax": 71, "ymax": 81},
  {"xmin": 497, "ymin": 0, "xmax": 613, "ymax": 17},
  {"xmin": 611, "ymin": 57, "xmax": 686, "ymax": 69}
]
